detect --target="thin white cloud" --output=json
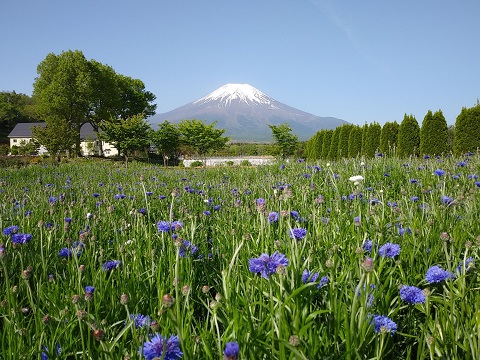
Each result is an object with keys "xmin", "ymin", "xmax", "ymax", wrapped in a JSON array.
[{"xmin": 308, "ymin": 0, "xmax": 390, "ymax": 74}]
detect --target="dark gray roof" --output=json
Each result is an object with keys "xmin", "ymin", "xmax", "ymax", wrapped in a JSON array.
[
  {"xmin": 8, "ymin": 122, "xmax": 98, "ymax": 140},
  {"xmin": 8, "ymin": 122, "xmax": 45, "ymax": 137}
]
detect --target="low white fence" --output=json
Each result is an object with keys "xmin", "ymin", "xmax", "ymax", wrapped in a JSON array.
[{"xmin": 182, "ymin": 156, "xmax": 275, "ymax": 167}]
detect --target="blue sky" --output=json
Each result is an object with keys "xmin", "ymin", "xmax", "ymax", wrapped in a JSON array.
[{"xmin": 1, "ymin": 0, "xmax": 479, "ymax": 126}]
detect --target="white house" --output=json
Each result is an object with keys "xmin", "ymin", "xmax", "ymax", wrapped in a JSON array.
[{"xmin": 8, "ymin": 122, "xmax": 118, "ymax": 157}]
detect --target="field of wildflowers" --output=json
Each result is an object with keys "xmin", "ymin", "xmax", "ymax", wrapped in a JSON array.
[{"xmin": 0, "ymin": 154, "xmax": 479, "ymax": 359}]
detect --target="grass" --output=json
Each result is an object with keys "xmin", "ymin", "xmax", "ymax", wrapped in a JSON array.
[{"xmin": 0, "ymin": 154, "xmax": 479, "ymax": 359}]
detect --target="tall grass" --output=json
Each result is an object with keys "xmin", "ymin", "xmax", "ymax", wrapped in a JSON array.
[{"xmin": 0, "ymin": 154, "xmax": 479, "ymax": 359}]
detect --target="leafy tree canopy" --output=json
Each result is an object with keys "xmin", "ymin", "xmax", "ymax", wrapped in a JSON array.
[
  {"xmin": 178, "ymin": 119, "xmax": 229, "ymax": 158},
  {"xmin": 151, "ymin": 120, "xmax": 182, "ymax": 166},
  {"xmin": 33, "ymin": 50, "xmax": 156, "ymax": 155},
  {"xmin": 268, "ymin": 123, "xmax": 298, "ymax": 159},
  {"xmin": 98, "ymin": 114, "xmax": 152, "ymax": 163}
]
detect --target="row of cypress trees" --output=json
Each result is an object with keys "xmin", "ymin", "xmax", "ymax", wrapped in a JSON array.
[{"xmin": 305, "ymin": 102, "xmax": 480, "ymax": 160}]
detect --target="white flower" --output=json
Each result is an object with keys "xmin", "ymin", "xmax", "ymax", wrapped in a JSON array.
[
  {"xmin": 326, "ymin": 163, "xmax": 331, "ymax": 167},
  {"xmin": 349, "ymin": 175, "xmax": 364, "ymax": 183},
  {"xmin": 360, "ymin": 162, "xmax": 365, "ymax": 166}
]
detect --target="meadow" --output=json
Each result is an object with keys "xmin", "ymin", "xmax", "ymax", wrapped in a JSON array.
[{"xmin": 0, "ymin": 154, "xmax": 479, "ymax": 359}]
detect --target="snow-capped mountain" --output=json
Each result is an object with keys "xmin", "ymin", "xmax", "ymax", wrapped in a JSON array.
[{"xmin": 150, "ymin": 84, "xmax": 348, "ymax": 142}]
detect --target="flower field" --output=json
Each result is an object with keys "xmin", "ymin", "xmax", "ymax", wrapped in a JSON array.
[{"xmin": 0, "ymin": 155, "xmax": 479, "ymax": 359}]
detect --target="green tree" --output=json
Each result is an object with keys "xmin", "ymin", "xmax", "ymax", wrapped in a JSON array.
[
  {"xmin": 338, "ymin": 124, "xmax": 353, "ymax": 159},
  {"xmin": 0, "ymin": 92, "xmax": 39, "ymax": 144},
  {"xmin": 348, "ymin": 126, "xmax": 363, "ymax": 158},
  {"xmin": 364, "ymin": 122, "xmax": 381, "ymax": 157},
  {"xmin": 268, "ymin": 123, "xmax": 298, "ymax": 159},
  {"xmin": 98, "ymin": 114, "xmax": 152, "ymax": 164},
  {"xmin": 151, "ymin": 121, "xmax": 182, "ymax": 166},
  {"xmin": 397, "ymin": 114, "xmax": 420, "ymax": 158},
  {"xmin": 379, "ymin": 121, "xmax": 399, "ymax": 155},
  {"xmin": 321, "ymin": 130, "xmax": 333, "ymax": 159},
  {"xmin": 454, "ymin": 102, "xmax": 480, "ymax": 155},
  {"xmin": 31, "ymin": 117, "xmax": 76, "ymax": 160},
  {"xmin": 305, "ymin": 131, "xmax": 324, "ymax": 161},
  {"xmin": 328, "ymin": 127, "xmax": 341, "ymax": 160},
  {"xmin": 179, "ymin": 119, "xmax": 229, "ymax": 160},
  {"xmin": 33, "ymin": 50, "xmax": 156, "ymax": 156},
  {"xmin": 420, "ymin": 110, "xmax": 448, "ymax": 156},
  {"xmin": 361, "ymin": 123, "xmax": 369, "ymax": 156},
  {"xmin": 447, "ymin": 125, "xmax": 455, "ymax": 153}
]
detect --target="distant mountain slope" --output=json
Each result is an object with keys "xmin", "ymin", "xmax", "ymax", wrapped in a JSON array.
[{"xmin": 150, "ymin": 84, "xmax": 348, "ymax": 142}]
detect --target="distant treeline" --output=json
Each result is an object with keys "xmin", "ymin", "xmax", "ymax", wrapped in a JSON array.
[{"xmin": 305, "ymin": 103, "xmax": 480, "ymax": 160}]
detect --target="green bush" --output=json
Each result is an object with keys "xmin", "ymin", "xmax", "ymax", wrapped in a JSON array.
[
  {"xmin": 190, "ymin": 160, "xmax": 204, "ymax": 167},
  {"xmin": 240, "ymin": 159, "xmax": 252, "ymax": 166}
]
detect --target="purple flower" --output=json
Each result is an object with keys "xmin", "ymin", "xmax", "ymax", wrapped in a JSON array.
[
  {"xmin": 179, "ymin": 240, "xmax": 198, "ymax": 258},
  {"xmin": 441, "ymin": 196, "xmax": 454, "ymax": 205},
  {"xmin": 378, "ymin": 243, "xmax": 401, "ymax": 258},
  {"xmin": 129, "ymin": 314, "xmax": 152, "ymax": 329},
  {"xmin": 457, "ymin": 257, "xmax": 475, "ymax": 274},
  {"xmin": 139, "ymin": 334, "xmax": 183, "ymax": 360},
  {"xmin": 203, "ymin": 210, "xmax": 211, "ymax": 216},
  {"xmin": 11, "ymin": 233, "xmax": 32, "ymax": 244},
  {"xmin": 434, "ymin": 169, "xmax": 445, "ymax": 176},
  {"xmin": 102, "ymin": 260, "xmax": 121, "ymax": 271},
  {"xmin": 369, "ymin": 314, "xmax": 397, "ymax": 334},
  {"xmin": 410, "ymin": 196, "xmax": 419, "ymax": 202},
  {"xmin": 302, "ymin": 269, "xmax": 319, "ymax": 283},
  {"xmin": 223, "ymin": 341, "xmax": 239, "ymax": 360},
  {"xmin": 249, "ymin": 252, "xmax": 289, "ymax": 279},
  {"xmin": 318, "ymin": 276, "xmax": 329, "ymax": 288},
  {"xmin": 400, "ymin": 285, "xmax": 425, "ymax": 304},
  {"xmin": 363, "ymin": 240, "xmax": 373, "ymax": 252},
  {"xmin": 289, "ymin": 227, "xmax": 307, "ymax": 241},
  {"xmin": 425, "ymin": 265, "xmax": 455, "ymax": 283},
  {"xmin": 267, "ymin": 212, "xmax": 279, "ymax": 223},
  {"xmin": 2, "ymin": 225, "xmax": 19, "ymax": 236},
  {"xmin": 85, "ymin": 286, "xmax": 95, "ymax": 294}
]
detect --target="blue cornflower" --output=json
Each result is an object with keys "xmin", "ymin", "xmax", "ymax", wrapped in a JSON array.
[
  {"xmin": 289, "ymin": 227, "xmax": 307, "ymax": 241},
  {"xmin": 290, "ymin": 211, "xmax": 300, "ymax": 220},
  {"xmin": 203, "ymin": 210, "xmax": 211, "ymax": 216},
  {"xmin": 41, "ymin": 344, "xmax": 61, "ymax": 360},
  {"xmin": 213, "ymin": 205, "xmax": 221, "ymax": 211},
  {"xmin": 378, "ymin": 243, "xmax": 401, "ymax": 258},
  {"xmin": 318, "ymin": 276, "xmax": 329, "ymax": 288},
  {"xmin": 411, "ymin": 196, "xmax": 419, "ymax": 202},
  {"xmin": 363, "ymin": 240, "xmax": 373, "ymax": 252},
  {"xmin": 400, "ymin": 285, "xmax": 425, "ymax": 304},
  {"xmin": 425, "ymin": 265, "xmax": 455, "ymax": 283},
  {"xmin": 410, "ymin": 179, "xmax": 418, "ymax": 183},
  {"xmin": 139, "ymin": 334, "xmax": 183, "ymax": 360},
  {"xmin": 302, "ymin": 269, "xmax": 319, "ymax": 283},
  {"xmin": 224, "ymin": 341, "xmax": 239, "ymax": 360},
  {"xmin": 179, "ymin": 240, "xmax": 198, "ymax": 258},
  {"xmin": 457, "ymin": 161, "xmax": 467, "ymax": 167},
  {"xmin": 64, "ymin": 217, "xmax": 72, "ymax": 223},
  {"xmin": 441, "ymin": 196, "xmax": 454, "ymax": 205},
  {"xmin": 129, "ymin": 314, "xmax": 152, "ymax": 328},
  {"xmin": 102, "ymin": 260, "xmax": 121, "ymax": 271},
  {"xmin": 256, "ymin": 198, "xmax": 266, "ymax": 206},
  {"xmin": 158, "ymin": 221, "xmax": 171, "ymax": 232},
  {"xmin": 85, "ymin": 286, "xmax": 95, "ymax": 294},
  {"xmin": 457, "ymin": 257, "xmax": 475, "ymax": 274},
  {"xmin": 267, "ymin": 212, "xmax": 279, "ymax": 223},
  {"xmin": 476, "ymin": 182, "xmax": 480, "ymax": 187},
  {"xmin": 369, "ymin": 314, "xmax": 397, "ymax": 335},
  {"xmin": 2, "ymin": 225, "xmax": 19, "ymax": 236},
  {"xmin": 434, "ymin": 169, "xmax": 445, "ymax": 176},
  {"xmin": 114, "ymin": 194, "xmax": 126, "ymax": 200},
  {"xmin": 249, "ymin": 252, "xmax": 289, "ymax": 279},
  {"xmin": 11, "ymin": 233, "xmax": 32, "ymax": 244},
  {"xmin": 92, "ymin": 193, "xmax": 100, "ymax": 197},
  {"xmin": 49, "ymin": 196, "xmax": 57, "ymax": 204}
]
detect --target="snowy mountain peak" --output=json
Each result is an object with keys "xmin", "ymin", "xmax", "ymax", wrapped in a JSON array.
[{"xmin": 194, "ymin": 83, "xmax": 273, "ymax": 106}]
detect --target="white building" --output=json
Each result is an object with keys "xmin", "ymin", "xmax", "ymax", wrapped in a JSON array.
[{"xmin": 8, "ymin": 122, "xmax": 118, "ymax": 157}]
